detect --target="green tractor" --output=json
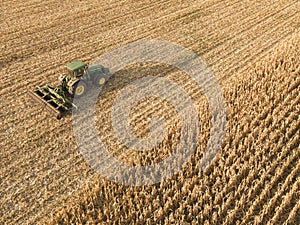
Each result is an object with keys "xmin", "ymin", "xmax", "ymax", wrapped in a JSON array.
[{"xmin": 28, "ymin": 60, "xmax": 111, "ymax": 119}]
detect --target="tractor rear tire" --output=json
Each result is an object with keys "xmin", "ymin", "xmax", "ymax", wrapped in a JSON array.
[
  {"xmin": 73, "ymin": 81, "xmax": 87, "ymax": 98},
  {"xmin": 94, "ymin": 74, "xmax": 108, "ymax": 87}
]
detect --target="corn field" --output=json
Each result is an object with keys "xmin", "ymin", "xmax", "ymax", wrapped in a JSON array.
[{"xmin": 0, "ymin": 0, "xmax": 299, "ymax": 224}]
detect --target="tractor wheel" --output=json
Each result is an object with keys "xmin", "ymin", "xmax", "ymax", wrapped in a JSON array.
[
  {"xmin": 94, "ymin": 74, "xmax": 108, "ymax": 87},
  {"xmin": 73, "ymin": 81, "xmax": 87, "ymax": 98}
]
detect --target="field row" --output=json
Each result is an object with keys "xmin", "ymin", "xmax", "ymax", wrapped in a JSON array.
[
  {"xmin": 49, "ymin": 27, "xmax": 300, "ymax": 225},
  {"xmin": 1, "ymin": 0, "xmax": 299, "ymax": 224}
]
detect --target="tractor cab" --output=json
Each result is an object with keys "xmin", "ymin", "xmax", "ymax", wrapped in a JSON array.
[{"xmin": 65, "ymin": 60, "xmax": 87, "ymax": 78}]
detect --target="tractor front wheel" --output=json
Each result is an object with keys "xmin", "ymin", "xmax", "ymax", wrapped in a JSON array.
[
  {"xmin": 94, "ymin": 74, "xmax": 108, "ymax": 87},
  {"xmin": 73, "ymin": 81, "xmax": 87, "ymax": 98}
]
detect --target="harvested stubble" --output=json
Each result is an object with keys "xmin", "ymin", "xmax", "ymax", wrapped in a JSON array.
[
  {"xmin": 0, "ymin": 0, "xmax": 299, "ymax": 224},
  {"xmin": 48, "ymin": 31, "xmax": 300, "ymax": 225}
]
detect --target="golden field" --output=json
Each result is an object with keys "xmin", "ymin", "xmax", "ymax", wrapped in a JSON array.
[{"xmin": 0, "ymin": 0, "xmax": 299, "ymax": 224}]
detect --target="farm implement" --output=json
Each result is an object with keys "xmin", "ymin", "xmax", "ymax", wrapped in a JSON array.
[{"xmin": 28, "ymin": 60, "xmax": 111, "ymax": 119}]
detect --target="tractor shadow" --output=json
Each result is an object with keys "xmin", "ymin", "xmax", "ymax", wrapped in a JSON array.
[
  {"xmin": 66, "ymin": 63, "xmax": 178, "ymax": 118},
  {"xmin": 102, "ymin": 63, "xmax": 176, "ymax": 94}
]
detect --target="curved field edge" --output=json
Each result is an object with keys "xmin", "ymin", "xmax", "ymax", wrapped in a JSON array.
[{"xmin": 48, "ymin": 32, "xmax": 300, "ymax": 225}]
